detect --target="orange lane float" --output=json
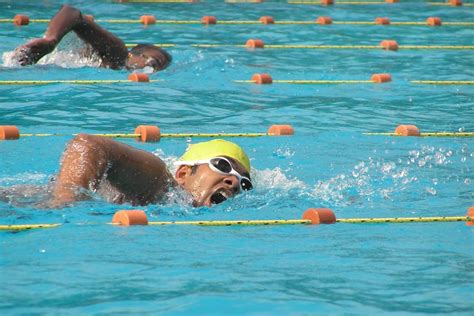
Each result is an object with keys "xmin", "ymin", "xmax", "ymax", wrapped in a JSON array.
[
  {"xmin": 134, "ymin": 125, "xmax": 161, "ymax": 142},
  {"xmin": 426, "ymin": 17, "xmax": 442, "ymax": 26},
  {"xmin": 112, "ymin": 210, "xmax": 149, "ymax": 226},
  {"xmin": 321, "ymin": 0, "xmax": 334, "ymax": 5},
  {"xmin": 395, "ymin": 125, "xmax": 421, "ymax": 136},
  {"xmin": 267, "ymin": 125, "xmax": 294, "ymax": 135},
  {"xmin": 251, "ymin": 73, "xmax": 273, "ymax": 84},
  {"xmin": 128, "ymin": 73, "xmax": 150, "ymax": 82},
  {"xmin": 13, "ymin": 14, "xmax": 29, "ymax": 26},
  {"xmin": 0, "ymin": 124, "xmax": 294, "ymax": 142},
  {"xmin": 0, "ymin": 126, "xmax": 20, "ymax": 140},
  {"xmin": 450, "ymin": 0, "xmax": 462, "ymax": 6},
  {"xmin": 375, "ymin": 17, "xmax": 390, "ymax": 25},
  {"xmin": 259, "ymin": 16, "xmax": 274, "ymax": 24},
  {"xmin": 316, "ymin": 16, "xmax": 332, "ymax": 25},
  {"xmin": 302, "ymin": 208, "xmax": 337, "ymax": 224},
  {"xmin": 201, "ymin": 15, "xmax": 217, "ymax": 25},
  {"xmin": 467, "ymin": 207, "xmax": 474, "ymax": 226},
  {"xmin": 380, "ymin": 40, "xmax": 399, "ymax": 51},
  {"xmin": 140, "ymin": 15, "xmax": 156, "ymax": 25},
  {"xmin": 245, "ymin": 39, "xmax": 265, "ymax": 49},
  {"xmin": 371, "ymin": 73, "xmax": 392, "ymax": 83}
]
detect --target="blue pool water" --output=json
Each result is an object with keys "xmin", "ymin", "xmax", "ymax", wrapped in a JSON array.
[{"xmin": 1, "ymin": 0, "xmax": 473, "ymax": 314}]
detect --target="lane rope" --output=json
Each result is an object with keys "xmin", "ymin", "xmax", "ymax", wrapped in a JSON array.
[
  {"xmin": 115, "ymin": 0, "xmax": 198, "ymax": 2},
  {"xmin": 1, "ymin": 207, "xmax": 472, "ymax": 231},
  {"xmin": 235, "ymin": 74, "xmax": 474, "ymax": 85},
  {"xmin": 235, "ymin": 79, "xmax": 373, "ymax": 84},
  {"xmin": 237, "ymin": 73, "xmax": 393, "ymax": 84},
  {"xmin": 288, "ymin": 1, "xmax": 388, "ymax": 4},
  {"xmin": 411, "ymin": 80, "xmax": 474, "ymax": 85},
  {"xmin": 19, "ymin": 132, "xmax": 269, "ymax": 138},
  {"xmin": 0, "ymin": 224, "xmax": 61, "ymax": 231},
  {"xmin": 125, "ymin": 44, "xmax": 175, "ymax": 48},
  {"xmin": 0, "ymin": 79, "xmax": 161, "ymax": 85},
  {"xmin": 0, "ymin": 78, "xmax": 471, "ymax": 86},
  {"xmin": 428, "ymin": 2, "xmax": 474, "ymax": 6},
  {"xmin": 190, "ymin": 44, "xmax": 474, "ymax": 50},
  {"xmin": 366, "ymin": 125, "xmax": 474, "ymax": 138},
  {"xmin": 289, "ymin": 0, "xmax": 474, "ymax": 5},
  {"xmin": 336, "ymin": 216, "xmax": 471, "ymax": 223},
  {"xmin": 0, "ymin": 73, "xmax": 153, "ymax": 85},
  {"xmin": 365, "ymin": 132, "xmax": 474, "ymax": 137},
  {"xmin": 0, "ymin": 124, "xmax": 295, "ymax": 142},
  {"xmin": 4, "ymin": 16, "xmax": 473, "ymax": 26}
]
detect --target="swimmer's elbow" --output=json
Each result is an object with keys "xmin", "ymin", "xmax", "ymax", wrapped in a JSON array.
[
  {"xmin": 71, "ymin": 133, "xmax": 96, "ymax": 145},
  {"xmin": 67, "ymin": 134, "xmax": 107, "ymax": 156},
  {"xmin": 61, "ymin": 4, "xmax": 81, "ymax": 15}
]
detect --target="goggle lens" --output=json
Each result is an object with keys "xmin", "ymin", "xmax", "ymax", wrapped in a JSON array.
[
  {"xmin": 210, "ymin": 158, "xmax": 253, "ymax": 191},
  {"xmin": 211, "ymin": 158, "xmax": 232, "ymax": 173},
  {"xmin": 241, "ymin": 178, "xmax": 253, "ymax": 191}
]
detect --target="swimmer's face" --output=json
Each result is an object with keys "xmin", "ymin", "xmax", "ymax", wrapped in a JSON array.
[
  {"xmin": 126, "ymin": 54, "xmax": 156, "ymax": 71},
  {"xmin": 126, "ymin": 46, "xmax": 171, "ymax": 72},
  {"xmin": 175, "ymin": 157, "xmax": 251, "ymax": 207}
]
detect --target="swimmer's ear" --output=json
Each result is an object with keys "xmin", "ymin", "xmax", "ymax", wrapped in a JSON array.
[{"xmin": 175, "ymin": 165, "xmax": 193, "ymax": 186}]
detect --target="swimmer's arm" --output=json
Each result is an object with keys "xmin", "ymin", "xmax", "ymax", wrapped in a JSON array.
[
  {"xmin": 14, "ymin": 5, "xmax": 128, "ymax": 68},
  {"xmin": 49, "ymin": 134, "xmax": 110, "ymax": 207},
  {"xmin": 68, "ymin": 7, "xmax": 129, "ymax": 69},
  {"xmin": 45, "ymin": 5, "xmax": 128, "ymax": 69},
  {"xmin": 50, "ymin": 134, "xmax": 174, "ymax": 208}
]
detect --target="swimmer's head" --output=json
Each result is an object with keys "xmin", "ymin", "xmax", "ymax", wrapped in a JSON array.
[
  {"xmin": 174, "ymin": 139, "xmax": 252, "ymax": 207},
  {"xmin": 126, "ymin": 44, "xmax": 171, "ymax": 72}
]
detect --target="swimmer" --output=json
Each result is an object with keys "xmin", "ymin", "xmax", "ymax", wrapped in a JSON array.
[
  {"xmin": 13, "ymin": 5, "xmax": 171, "ymax": 72},
  {"xmin": 44, "ymin": 135, "xmax": 252, "ymax": 208}
]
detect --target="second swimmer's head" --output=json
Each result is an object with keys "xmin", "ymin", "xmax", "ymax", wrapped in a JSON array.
[{"xmin": 126, "ymin": 44, "xmax": 171, "ymax": 72}]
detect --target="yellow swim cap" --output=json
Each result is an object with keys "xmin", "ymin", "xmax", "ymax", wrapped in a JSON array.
[{"xmin": 178, "ymin": 139, "xmax": 251, "ymax": 173}]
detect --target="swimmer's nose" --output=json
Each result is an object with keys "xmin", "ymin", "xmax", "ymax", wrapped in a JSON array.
[{"xmin": 223, "ymin": 176, "xmax": 240, "ymax": 194}]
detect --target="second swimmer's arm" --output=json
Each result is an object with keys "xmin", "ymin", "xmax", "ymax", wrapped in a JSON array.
[{"xmin": 69, "ymin": 7, "xmax": 129, "ymax": 69}]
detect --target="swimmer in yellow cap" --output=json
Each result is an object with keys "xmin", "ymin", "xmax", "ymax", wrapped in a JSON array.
[
  {"xmin": 48, "ymin": 134, "xmax": 252, "ymax": 208},
  {"xmin": 13, "ymin": 5, "xmax": 171, "ymax": 72}
]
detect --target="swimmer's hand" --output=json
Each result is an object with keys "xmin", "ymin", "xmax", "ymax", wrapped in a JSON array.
[{"xmin": 14, "ymin": 38, "xmax": 56, "ymax": 66}]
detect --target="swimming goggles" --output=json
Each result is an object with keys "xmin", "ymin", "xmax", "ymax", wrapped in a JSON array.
[{"xmin": 175, "ymin": 157, "xmax": 253, "ymax": 191}]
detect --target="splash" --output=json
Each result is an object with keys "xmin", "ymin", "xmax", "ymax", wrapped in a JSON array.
[
  {"xmin": 253, "ymin": 167, "xmax": 306, "ymax": 191},
  {"xmin": 2, "ymin": 33, "xmax": 102, "ymax": 68},
  {"xmin": 0, "ymin": 172, "xmax": 49, "ymax": 186},
  {"xmin": 307, "ymin": 145, "xmax": 469, "ymax": 207}
]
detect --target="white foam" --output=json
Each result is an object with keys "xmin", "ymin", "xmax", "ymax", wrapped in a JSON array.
[
  {"xmin": 252, "ymin": 167, "xmax": 306, "ymax": 191},
  {"xmin": 0, "ymin": 172, "xmax": 48, "ymax": 185},
  {"xmin": 2, "ymin": 33, "xmax": 102, "ymax": 68}
]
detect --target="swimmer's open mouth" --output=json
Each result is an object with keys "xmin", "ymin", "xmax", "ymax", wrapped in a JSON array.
[{"xmin": 210, "ymin": 191, "xmax": 228, "ymax": 205}]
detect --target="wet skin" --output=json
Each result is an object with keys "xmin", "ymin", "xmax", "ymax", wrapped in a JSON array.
[
  {"xmin": 14, "ymin": 5, "xmax": 170, "ymax": 72},
  {"xmin": 175, "ymin": 158, "xmax": 251, "ymax": 207},
  {"xmin": 50, "ymin": 135, "xmax": 249, "ymax": 208}
]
